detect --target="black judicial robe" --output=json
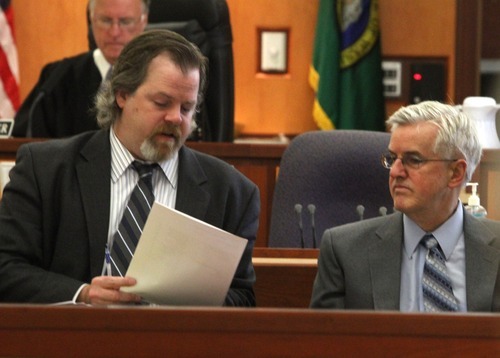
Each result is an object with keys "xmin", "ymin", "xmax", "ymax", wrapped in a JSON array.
[{"xmin": 13, "ymin": 52, "xmax": 102, "ymax": 138}]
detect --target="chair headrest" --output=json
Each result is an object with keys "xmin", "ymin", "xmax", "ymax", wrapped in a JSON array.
[
  {"xmin": 146, "ymin": 21, "xmax": 210, "ymax": 55},
  {"xmin": 148, "ymin": 0, "xmax": 225, "ymax": 31}
]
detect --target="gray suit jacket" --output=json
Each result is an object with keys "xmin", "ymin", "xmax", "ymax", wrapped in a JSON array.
[
  {"xmin": 310, "ymin": 210, "xmax": 500, "ymax": 312},
  {"xmin": 0, "ymin": 130, "xmax": 260, "ymax": 306}
]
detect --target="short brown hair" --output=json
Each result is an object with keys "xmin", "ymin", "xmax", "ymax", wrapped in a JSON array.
[{"xmin": 95, "ymin": 29, "xmax": 208, "ymax": 129}]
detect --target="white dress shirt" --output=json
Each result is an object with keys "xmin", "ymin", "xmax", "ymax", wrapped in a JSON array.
[
  {"xmin": 92, "ymin": 48, "xmax": 112, "ymax": 82},
  {"xmin": 107, "ymin": 127, "xmax": 179, "ymax": 250}
]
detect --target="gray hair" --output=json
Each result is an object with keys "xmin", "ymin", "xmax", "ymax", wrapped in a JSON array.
[
  {"xmin": 89, "ymin": 0, "xmax": 151, "ymax": 15},
  {"xmin": 386, "ymin": 100, "xmax": 482, "ymax": 183},
  {"xmin": 95, "ymin": 29, "xmax": 208, "ymax": 130}
]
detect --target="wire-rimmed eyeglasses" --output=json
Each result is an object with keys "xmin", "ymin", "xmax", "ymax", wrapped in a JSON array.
[
  {"xmin": 93, "ymin": 15, "xmax": 144, "ymax": 31},
  {"xmin": 380, "ymin": 153, "xmax": 458, "ymax": 170}
]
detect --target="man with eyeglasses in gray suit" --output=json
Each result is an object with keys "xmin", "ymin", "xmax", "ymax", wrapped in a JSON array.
[
  {"xmin": 311, "ymin": 100, "xmax": 500, "ymax": 312},
  {"xmin": 13, "ymin": 0, "xmax": 149, "ymax": 138}
]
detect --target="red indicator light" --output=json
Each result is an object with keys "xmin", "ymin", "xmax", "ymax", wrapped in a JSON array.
[{"xmin": 413, "ymin": 73, "xmax": 422, "ymax": 81}]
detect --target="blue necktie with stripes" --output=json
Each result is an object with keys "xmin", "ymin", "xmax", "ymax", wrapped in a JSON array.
[
  {"xmin": 421, "ymin": 234, "xmax": 459, "ymax": 312},
  {"xmin": 110, "ymin": 161, "xmax": 156, "ymax": 276}
]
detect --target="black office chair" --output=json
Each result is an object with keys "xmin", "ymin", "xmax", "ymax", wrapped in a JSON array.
[
  {"xmin": 268, "ymin": 130, "xmax": 393, "ymax": 248},
  {"xmin": 87, "ymin": 0, "xmax": 235, "ymax": 142}
]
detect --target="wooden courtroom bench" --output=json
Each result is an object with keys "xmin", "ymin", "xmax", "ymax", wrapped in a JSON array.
[
  {"xmin": 0, "ymin": 304, "xmax": 498, "ymax": 356},
  {"xmin": 253, "ymin": 247, "xmax": 318, "ymax": 307}
]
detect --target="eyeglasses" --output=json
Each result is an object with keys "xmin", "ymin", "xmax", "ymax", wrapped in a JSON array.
[
  {"xmin": 93, "ymin": 15, "xmax": 144, "ymax": 31},
  {"xmin": 380, "ymin": 153, "xmax": 458, "ymax": 170}
]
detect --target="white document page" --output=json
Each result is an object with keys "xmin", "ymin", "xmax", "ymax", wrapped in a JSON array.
[{"xmin": 121, "ymin": 202, "xmax": 247, "ymax": 306}]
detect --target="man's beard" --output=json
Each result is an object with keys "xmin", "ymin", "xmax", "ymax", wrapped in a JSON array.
[{"xmin": 140, "ymin": 123, "xmax": 187, "ymax": 162}]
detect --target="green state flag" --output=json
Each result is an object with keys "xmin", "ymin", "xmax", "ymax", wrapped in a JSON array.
[{"xmin": 309, "ymin": 0, "xmax": 385, "ymax": 131}]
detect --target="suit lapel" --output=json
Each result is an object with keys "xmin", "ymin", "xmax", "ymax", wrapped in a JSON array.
[
  {"xmin": 174, "ymin": 146, "xmax": 210, "ymax": 221},
  {"xmin": 76, "ymin": 130, "xmax": 112, "ymax": 278},
  {"xmin": 369, "ymin": 213, "xmax": 404, "ymax": 310},
  {"xmin": 463, "ymin": 213, "xmax": 499, "ymax": 311}
]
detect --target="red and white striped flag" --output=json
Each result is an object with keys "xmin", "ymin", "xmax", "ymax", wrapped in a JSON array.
[{"xmin": 0, "ymin": 0, "xmax": 19, "ymax": 118}]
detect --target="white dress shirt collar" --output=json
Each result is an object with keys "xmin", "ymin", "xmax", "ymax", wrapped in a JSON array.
[
  {"xmin": 402, "ymin": 202, "xmax": 464, "ymax": 260},
  {"xmin": 93, "ymin": 48, "xmax": 112, "ymax": 82}
]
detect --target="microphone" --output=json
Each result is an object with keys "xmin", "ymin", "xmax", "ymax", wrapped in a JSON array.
[
  {"xmin": 379, "ymin": 206, "xmax": 388, "ymax": 216},
  {"xmin": 307, "ymin": 204, "xmax": 317, "ymax": 248},
  {"xmin": 27, "ymin": 59, "xmax": 71, "ymax": 137},
  {"xmin": 356, "ymin": 205, "xmax": 365, "ymax": 221},
  {"xmin": 294, "ymin": 204, "xmax": 305, "ymax": 248}
]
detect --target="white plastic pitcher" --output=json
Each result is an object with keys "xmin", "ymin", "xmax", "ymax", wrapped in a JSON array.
[{"xmin": 462, "ymin": 96, "xmax": 500, "ymax": 149}]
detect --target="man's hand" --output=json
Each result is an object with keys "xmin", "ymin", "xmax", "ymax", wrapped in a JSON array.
[{"xmin": 77, "ymin": 276, "xmax": 142, "ymax": 305}]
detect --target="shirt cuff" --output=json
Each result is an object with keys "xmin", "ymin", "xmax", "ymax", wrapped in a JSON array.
[{"xmin": 72, "ymin": 283, "xmax": 89, "ymax": 303}]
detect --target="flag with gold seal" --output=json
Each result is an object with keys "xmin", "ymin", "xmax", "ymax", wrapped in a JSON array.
[{"xmin": 309, "ymin": 0, "xmax": 385, "ymax": 131}]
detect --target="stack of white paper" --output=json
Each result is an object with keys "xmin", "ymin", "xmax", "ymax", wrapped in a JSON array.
[{"xmin": 121, "ymin": 202, "xmax": 247, "ymax": 306}]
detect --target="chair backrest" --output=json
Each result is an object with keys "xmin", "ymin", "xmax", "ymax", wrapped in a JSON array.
[
  {"xmin": 268, "ymin": 130, "xmax": 393, "ymax": 248},
  {"xmin": 87, "ymin": 0, "xmax": 235, "ymax": 142}
]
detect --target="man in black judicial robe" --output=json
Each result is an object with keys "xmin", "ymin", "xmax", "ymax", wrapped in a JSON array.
[{"xmin": 12, "ymin": 0, "xmax": 149, "ymax": 138}]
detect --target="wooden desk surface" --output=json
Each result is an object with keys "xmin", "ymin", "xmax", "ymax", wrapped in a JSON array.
[{"xmin": 0, "ymin": 304, "xmax": 498, "ymax": 357}]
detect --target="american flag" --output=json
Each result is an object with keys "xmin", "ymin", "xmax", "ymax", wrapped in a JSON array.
[{"xmin": 0, "ymin": 0, "xmax": 19, "ymax": 118}]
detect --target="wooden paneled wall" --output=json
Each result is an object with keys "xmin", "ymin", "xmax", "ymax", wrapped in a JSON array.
[
  {"xmin": 12, "ymin": 0, "xmax": 88, "ymax": 98},
  {"xmin": 12, "ymin": 0, "xmax": 458, "ymax": 137}
]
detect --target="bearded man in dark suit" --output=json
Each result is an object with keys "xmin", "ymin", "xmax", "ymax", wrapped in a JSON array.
[{"xmin": 0, "ymin": 29, "xmax": 259, "ymax": 306}]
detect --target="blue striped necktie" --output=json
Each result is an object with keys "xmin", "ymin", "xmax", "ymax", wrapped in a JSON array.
[
  {"xmin": 110, "ymin": 161, "xmax": 156, "ymax": 276},
  {"xmin": 421, "ymin": 234, "xmax": 459, "ymax": 312}
]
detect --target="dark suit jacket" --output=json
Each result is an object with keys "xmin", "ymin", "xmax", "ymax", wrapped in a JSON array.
[
  {"xmin": 12, "ymin": 52, "xmax": 102, "ymax": 138},
  {"xmin": 310, "ymin": 211, "xmax": 500, "ymax": 312},
  {"xmin": 0, "ymin": 130, "xmax": 260, "ymax": 306}
]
